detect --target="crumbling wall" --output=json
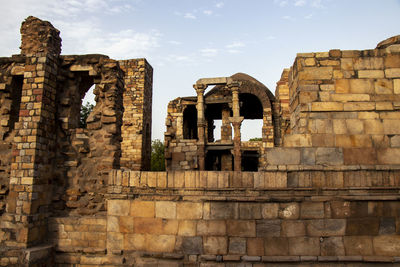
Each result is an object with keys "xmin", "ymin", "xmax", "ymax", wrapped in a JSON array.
[{"xmin": 51, "ymin": 55, "xmax": 124, "ymax": 216}]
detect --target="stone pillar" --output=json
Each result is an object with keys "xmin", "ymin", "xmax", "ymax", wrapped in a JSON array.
[
  {"xmin": 229, "ymin": 84, "xmax": 244, "ymax": 171},
  {"xmin": 221, "ymin": 106, "xmax": 232, "ymax": 142},
  {"xmin": 119, "ymin": 59, "xmax": 153, "ymax": 170},
  {"xmin": 4, "ymin": 53, "xmax": 59, "ymax": 248},
  {"xmin": 194, "ymin": 84, "xmax": 207, "ymax": 170}
]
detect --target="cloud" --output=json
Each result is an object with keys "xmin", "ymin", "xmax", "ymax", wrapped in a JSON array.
[
  {"xmin": 274, "ymin": 0, "xmax": 288, "ymax": 7},
  {"xmin": 56, "ymin": 19, "xmax": 160, "ymax": 59},
  {"xmin": 168, "ymin": 40, "xmax": 182, "ymax": 45},
  {"xmin": 282, "ymin": 15, "xmax": 294, "ymax": 20},
  {"xmin": 184, "ymin": 13, "xmax": 196, "ymax": 19},
  {"xmin": 267, "ymin": 35, "xmax": 276, "ymax": 40},
  {"xmin": 203, "ymin": 10, "xmax": 213, "ymax": 15},
  {"xmin": 216, "ymin": 2, "xmax": 224, "ymax": 8},
  {"xmin": 226, "ymin": 41, "xmax": 245, "ymax": 49},
  {"xmin": 304, "ymin": 14, "xmax": 313, "ymax": 19},
  {"xmin": 311, "ymin": 0, "xmax": 324, "ymax": 8},
  {"xmin": 200, "ymin": 48, "xmax": 218, "ymax": 57},
  {"xmin": 294, "ymin": 0, "xmax": 306, "ymax": 6}
]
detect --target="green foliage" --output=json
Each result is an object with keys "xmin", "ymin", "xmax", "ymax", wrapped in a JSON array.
[
  {"xmin": 151, "ymin": 139, "xmax": 165, "ymax": 171},
  {"xmin": 79, "ymin": 102, "xmax": 94, "ymax": 128},
  {"xmin": 249, "ymin": 137, "xmax": 262, "ymax": 141}
]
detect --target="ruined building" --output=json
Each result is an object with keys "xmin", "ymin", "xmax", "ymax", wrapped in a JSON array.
[{"xmin": 1, "ymin": 16, "xmax": 400, "ymax": 266}]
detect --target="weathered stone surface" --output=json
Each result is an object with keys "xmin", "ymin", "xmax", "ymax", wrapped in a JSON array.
[
  {"xmin": 373, "ymin": 235, "xmax": 400, "ymax": 256},
  {"xmin": 288, "ymin": 237, "xmax": 320, "ymax": 256},
  {"xmin": 281, "ymin": 220, "xmax": 305, "ymax": 237},
  {"xmin": 182, "ymin": 236, "xmax": 203, "ymax": 254},
  {"xmin": 320, "ymin": 237, "xmax": 345, "ymax": 256},
  {"xmin": 261, "ymin": 203, "xmax": 279, "ymax": 219},
  {"xmin": 279, "ymin": 203, "xmax": 299, "ymax": 219},
  {"xmin": 306, "ymin": 219, "xmax": 346, "ymax": 236},
  {"xmin": 343, "ymin": 236, "xmax": 373, "ymax": 255},
  {"xmin": 130, "ymin": 201, "xmax": 155, "ymax": 218},
  {"xmin": 256, "ymin": 220, "xmax": 281, "ymax": 237},
  {"xmin": 264, "ymin": 237, "xmax": 289, "ymax": 256},
  {"xmin": 177, "ymin": 202, "xmax": 202, "ymax": 219},
  {"xmin": 300, "ymin": 202, "xmax": 324, "ymax": 219},
  {"xmin": 228, "ymin": 237, "xmax": 246, "ymax": 255},
  {"xmin": 197, "ymin": 220, "xmax": 226, "ymax": 236},
  {"xmin": 156, "ymin": 201, "xmax": 177, "ymax": 219},
  {"xmin": 346, "ymin": 218, "xmax": 379, "ymax": 235},
  {"xmin": 210, "ymin": 202, "xmax": 238, "ymax": 219},
  {"xmin": 227, "ymin": 220, "xmax": 256, "ymax": 237},
  {"xmin": 203, "ymin": 236, "xmax": 227, "ymax": 254}
]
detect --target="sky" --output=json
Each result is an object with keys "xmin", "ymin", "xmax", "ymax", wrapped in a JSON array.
[{"xmin": 0, "ymin": 0, "xmax": 399, "ymax": 140}]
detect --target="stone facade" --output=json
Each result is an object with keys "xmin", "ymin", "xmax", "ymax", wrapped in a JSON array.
[{"xmin": 1, "ymin": 16, "xmax": 400, "ymax": 267}]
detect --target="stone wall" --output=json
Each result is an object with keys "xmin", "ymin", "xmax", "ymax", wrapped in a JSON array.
[
  {"xmin": 285, "ymin": 40, "xmax": 400, "ymax": 150},
  {"xmin": 43, "ymin": 170, "xmax": 400, "ymax": 266}
]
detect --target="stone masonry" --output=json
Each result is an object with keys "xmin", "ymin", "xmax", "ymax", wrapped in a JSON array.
[{"xmin": 1, "ymin": 16, "xmax": 400, "ymax": 266}]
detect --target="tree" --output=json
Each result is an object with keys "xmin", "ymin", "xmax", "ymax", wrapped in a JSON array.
[
  {"xmin": 151, "ymin": 139, "xmax": 165, "ymax": 171},
  {"xmin": 249, "ymin": 137, "xmax": 262, "ymax": 141},
  {"xmin": 80, "ymin": 102, "xmax": 94, "ymax": 128}
]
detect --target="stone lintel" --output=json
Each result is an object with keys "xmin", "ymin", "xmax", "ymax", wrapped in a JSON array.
[{"xmin": 196, "ymin": 77, "xmax": 233, "ymax": 86}]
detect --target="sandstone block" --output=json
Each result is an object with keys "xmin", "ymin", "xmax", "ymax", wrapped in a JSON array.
[
  {"xmin": 197, "ymin": 220, "xmax": 226, "ymax": 236},
  {"xmin": 119, "ymin": 216, "xmax": 134, "ymax": 233},
  {"xmin": 383, "ymin": 119, "xmax": 400, "ymax": 134},
  {"xmin": 203, "ymin": 236, "xmax": 227, "ymax": 255},
  {"xmin": 283, "ymin": 134, "xmax": 312, "ymax": 147},
  {"xmin": 178, "ymin": 220, "xmax": 197, "ymax": 236},
  {"xmin": 107, "ymin": 232, "xmax": 123, "ymax": 251},
  {"xmin": 394, "ymin": 79, "xmax": 400, "ymax": 94},
  {"xmin": 229, "ymin": 237, "xmax": 246, "ymax": 255},
  {"xmin": 300, "ymin": 202, "xmax": 324, "ymax": 219},
  {"xmin": 375, "ymin": 79, "xmax": 393, "ymax": 94},
  {"xmin": 182, "ymin": 236, "xmax": 203, "ymax": 254},
  {"xmin": 177, "ymin": 202, "xmax": 202, "ymax": 219},
  {"xmin": 239, "ymin": 203, "xmax": 261, "ymax": 219},
  {"xmin": 267, "ymin": 148, "xmax": 300, "ymax": 165},
  {"xmin": 385, "ymin": 68, "xmax": 400, "ymax": 78},
  {"xmin": 364, "ymin": 119, "xmax": 384, "ymax": 134},
  {"xmin": 124, "ymin": 233, "xmax": 146, "ymax": 251},
  {"xmin": 349, "ymin": 79, "xmax": 374, "ymax": 94},
  {"xmin": 341, "ymin": 58, "xmax": 353, "ymax": 71},
  {"xmin": 130, "ymin": 201, "xmax": 155, "ymax": 218},
  {"xmin": 320, "ymin": 237, "xmax": 345, "ymax": 256},
  {"xmin": 298, "ymin": 67, "xmax": 332, "ymax": 80},
  {"xmin": 311, "ymin": 102, "xmax": 343, "ymax": 112},
  {"xmin": 288, "ymin": 237, "xmax": 320, "ymax": 256},
  {"xmin": 373, "ymin": 235, "xmax": 400, "ymax": 256},
  {"xmin": 330, "ymin": 93, "xmax": 370, "ymax": 102},
  {"xmin": 261, "ymin": 203, "xmax": 279, "ymax": 219},
  {"xmin": 156, "ymin": 201, "xmax": 176, "ymax": 219},
  {"xmin": 281, "ymin": 220, "xmax": 305, "ymax": 237},
  {"xmin": 343, "ymin": 148, "xmax": 377, "ymax": 165},
  {"xmin": 227, "ymin": 220, "xmax": 256, "ymax": 237},
  {"xmin": 343, "ymin": 102, "xmax": 375, "ymax": 111},
  {"xmin": 315, "ymin": 148, "xmax": 343, "ymax": 165},
  {"xmin": 247, "ymin": 238, "xmax": 264, "ymax": 256},
  {"xmin": 264, "ymin": 237, "xmax": 289, "ymax": 256},
  {"xmin": 358, "ymin": 70, "xmax": 384, "ymax": 78},
  {"xmin": 256, "ymin": 220, "xmax": 281, "ymax": 237},
  {"xmin": 210, "ymin": 202, "xmax": 238, "ymax": 219},
  {"xmin": 108, "ymin": 200, "xmax": 130, "ymax": 216},
  {"xmin": 301, "ymin": 148, "xmax": 316, "ymax": 165},
  {"xmin": 343, "ymin": 236, "xmax": 373, "ymax": 255},
  {"xmin": 335, "ymin": 79, "xmax": 350, "ymax": 93},
  {"xmin": 353, "ymin": 57, "xmax": 383, "ymax": 70},
  {"xmin": 346, "ymin": 218, "xmax": 379, "ymax": 235},
  {"xmin": 306, "ymin": 219, "xmax": 346, "ymax": 236},
  {"xmin": 379, "ymin": 217, "xmax": 396, "ymax": 235},
  {"xmin": 377, "ymin": 148, "xmax": 400, "ymax": 164},
  {"xmin": 146, "ymin": 234, "xmax": 176, "ymax": 253}
]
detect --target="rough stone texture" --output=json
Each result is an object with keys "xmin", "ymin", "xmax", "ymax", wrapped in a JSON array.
[{"xmin": 2, "ymin": 17, "xmax": 400, "ymax": 267}]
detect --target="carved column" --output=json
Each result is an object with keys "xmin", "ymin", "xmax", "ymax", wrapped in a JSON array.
[
  {"xmin": 229, "ymin": 83, "xmax": 244, "ymax": 171},
  {"xmin": 194, "ymin": 83, "xmax": 207, "ymax": 170}
]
